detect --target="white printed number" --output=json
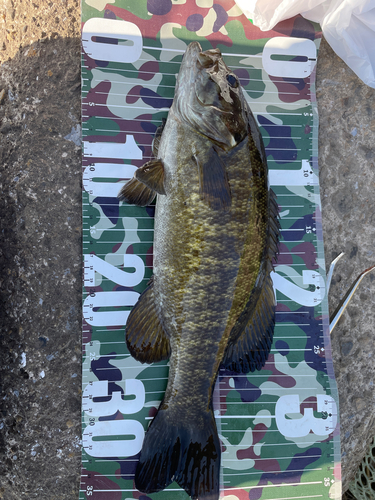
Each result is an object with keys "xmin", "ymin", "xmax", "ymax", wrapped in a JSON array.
[
  {"xmin": 83, "ymin": 253, "xmax": 146, "ymax": 326},
  {"xmin": 83, "ymin": 379, "xmax": 145, "ymax": 416},
  {"xmin": 82, "ymin": 222, "xmax": 147, "ymax": 458},
  {"xmin": 82, "ymin": 380, "xmax": 146, "ymax": 458},
  {"xmin": 82, "ymin": 18, "xmax": 142, "ymax": 63},
  {"xmin": 276, "ymin": 394, "xmax": 337, "ymax": 438},
  {"xmin": 271, "ymin": 269, "xmax": 325, "ymax": 307},
  {"xmin": 83, "ymin": 419, "xmax": 144, "ymax": 458},
  {"xmin": 262, "ymin": 37, "xmax": 317, "ymax": 78}
]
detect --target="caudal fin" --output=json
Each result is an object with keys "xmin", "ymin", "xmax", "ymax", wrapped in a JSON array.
[{"xmin": 135, "ymin": 408, "xmax": 221, "ymax": 500}]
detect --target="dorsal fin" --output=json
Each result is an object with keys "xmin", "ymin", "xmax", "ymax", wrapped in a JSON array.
[
  {"xmin": 221, "ymin": 274, "xmax": 276, "ymax": 373},
  {"xmin": 221, "ymin": 188, "xmax": 280, "ymax": 373}
]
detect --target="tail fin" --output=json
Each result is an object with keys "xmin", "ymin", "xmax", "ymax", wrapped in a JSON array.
[{"xmin": 135, "ymin": 408, "xmax": 221, "ymax": 500}]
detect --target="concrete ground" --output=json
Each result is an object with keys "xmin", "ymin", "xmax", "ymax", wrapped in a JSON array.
[
  {"xmin": 317, "ymin": 38, "xmax": 375, "ymax": 495},
  {"xmin": 0, "ymin": 2, "xmax": 374, "ymax": 498}
]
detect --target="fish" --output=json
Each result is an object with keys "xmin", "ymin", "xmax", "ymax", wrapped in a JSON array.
[{"xmin": 118, "ymin": 41, "xmax": 280, "ymax": 500}]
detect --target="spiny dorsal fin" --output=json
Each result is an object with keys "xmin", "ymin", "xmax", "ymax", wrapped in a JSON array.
[
  {"xmin": 194, "ymin": 147, "xmax": 231, "ymax": 211},
  {"xmin": 222, "ymin": 188, "xmax": 280, "ymax": 371},
  {"xmin": 135, "ymin": 159, "xmax": 166, "ymax": 195},
  {"xmin": 126, "ymin": 278, "xmax": 171, "ymax": 364}
]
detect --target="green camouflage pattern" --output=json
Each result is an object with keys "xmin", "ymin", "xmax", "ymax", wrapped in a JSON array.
[{"xmin": 80, "ymin": 1, "xmax": 341, "ymax": 499}]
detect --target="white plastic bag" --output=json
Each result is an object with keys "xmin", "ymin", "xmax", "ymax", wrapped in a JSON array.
[{"xmin": 235, "ymin": 0, "xmax": 375, "ymax": 89}]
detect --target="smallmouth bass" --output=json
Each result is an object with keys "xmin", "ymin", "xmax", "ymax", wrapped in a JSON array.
[{"xmin": 119, "ymin": 41, "xmax": 280, "ymax": 500}]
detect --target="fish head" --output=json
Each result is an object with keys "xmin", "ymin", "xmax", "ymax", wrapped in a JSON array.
[{"xmin": 173, "ymin": 42, "xmax": 249, "ymax": 150}]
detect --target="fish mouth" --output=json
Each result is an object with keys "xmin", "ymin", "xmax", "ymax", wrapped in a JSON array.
[
  {"xmin": 182, "ymin": 42, "xmax": 223, "ymax": 72},
  {"xmin": 175, "ymin": 42, "xmax": 246, "ymax": 150},
  {"xmin": 181, "ymin": 41, "xmax": 203, "ymax": 67}
]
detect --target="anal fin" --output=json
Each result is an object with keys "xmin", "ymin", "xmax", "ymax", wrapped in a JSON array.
[
  {"xmin": 126, "ymin": 278, "xmax": 171, "ymax": 363},
  {"xmin": 221, "ymin": 274, "xmax": 276, "ymax": 373}
]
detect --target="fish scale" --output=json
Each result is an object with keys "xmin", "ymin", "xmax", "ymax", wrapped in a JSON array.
[
  {"xmin": 119, "ymin": 42, "xmax": 279, "ymax": 499},
  {"xmin": 80, "ymin": 5, "xmax": 340, "ymax": 500}
]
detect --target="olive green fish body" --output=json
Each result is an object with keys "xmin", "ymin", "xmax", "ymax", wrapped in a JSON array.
[
  {"xmin": 119, "ymin": 41, "xmax": 280, "ymax": 500},
  {"xmin": 154, "ymin": 119, "xmax": 269, "ymax": 413}
]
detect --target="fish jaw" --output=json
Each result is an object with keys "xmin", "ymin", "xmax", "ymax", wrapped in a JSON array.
[{"xmin": 173, "ymin": 42, "xmax": 248, "ymax": 151}]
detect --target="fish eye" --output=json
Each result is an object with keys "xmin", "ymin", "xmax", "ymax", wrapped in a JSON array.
[{"xmin": 226, "ymin": 74, "xmax": 238, "ymax": 88}]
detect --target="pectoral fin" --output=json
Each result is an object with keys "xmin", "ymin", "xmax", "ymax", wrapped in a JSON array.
[
  {"xmin": 118, "ymin": 159, "xmax": 165, "ymax": 206},
  {"xmin": 118, "ymin": 176, "xmax": 156, "ymax": 206},
  {"xmin": 126, "ymin": 278, "xmax": 171, "ymax": 363},
  {"xmin": 221, "ymin": 274, "xmax": 276, "ymax": 373},
  {"xmin": 194, "ymin": 147, "xmax": 231, "ymax": 211},
  {"xmin": 135, "ymin": 159, "xmax": 166, "ymax": 195}
]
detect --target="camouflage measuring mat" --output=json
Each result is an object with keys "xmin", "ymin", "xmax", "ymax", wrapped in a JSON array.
[{"xmin": 80, "ymin": 1, "xmax": 341, "ymax": 499}]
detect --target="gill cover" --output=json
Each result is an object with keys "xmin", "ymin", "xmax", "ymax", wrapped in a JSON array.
[{"xmin": 172, "ymin": 42, "xmax": 248, "ymax": 150}]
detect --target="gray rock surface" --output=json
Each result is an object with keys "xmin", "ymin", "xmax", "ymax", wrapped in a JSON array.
[
  {"xmin": 0, "ymin": 37, "xmax": 82, "ymax": 499},
  {"xmin": 0, "ymin": 5, "xmax": 374, "ymax": 499},
  {"xmin": 317, "ymin": 38, "xmax": 375, "ymax": 494}
]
